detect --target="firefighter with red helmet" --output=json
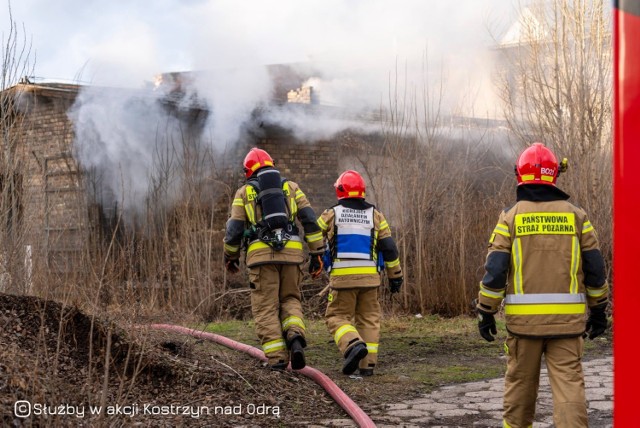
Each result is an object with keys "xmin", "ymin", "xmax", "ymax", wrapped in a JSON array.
[
  {"xmin": 316, "ymin": 170, "xmax": 403, "ymax": 376},
  {"xmin": 476, "ymin": 142, "xmax": 609, "ymax": 427},
  {"xmin": 223, "ymin": 148, "xmax": 325, "ymax": 370}
]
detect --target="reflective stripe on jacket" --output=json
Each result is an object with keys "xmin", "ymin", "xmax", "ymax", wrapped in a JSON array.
[
  {"xmin": 478, "ymin": 195, "xmax": 608, "ymax": 338},
  {"xmin": 318, "ymin": 201, "xmax": 401, "ymax": 288},
  {"xmin": 223, "ymin": 180, "xmax": 324, "ymax": 267}
]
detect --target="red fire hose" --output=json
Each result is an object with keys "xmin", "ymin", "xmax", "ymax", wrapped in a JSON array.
[{"xmin": 148, "ymin": 324, "xmax": 376, "ymax": 428}]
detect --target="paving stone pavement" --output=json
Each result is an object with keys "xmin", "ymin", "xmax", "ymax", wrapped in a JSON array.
[{"xmin": 314, "ymin": 356, "xmax": 613, "ymax": 428}]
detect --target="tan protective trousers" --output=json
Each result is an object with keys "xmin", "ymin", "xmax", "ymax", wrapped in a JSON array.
[
  {"xmin": 248, "ymin": 264, "xmax": 305, "ymax": 365},
  {"xmin": 503, "ymin": 335, "xmax": 586, "ymax": 428},
  {"xmin": 325, "ymin": 287, "xmax": 380, "ymax": 370}
]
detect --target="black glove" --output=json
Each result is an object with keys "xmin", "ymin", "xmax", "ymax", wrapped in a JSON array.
[
  {"xmin": 309, "ymin": 254, "xmax": 323, "ymax": 279},
  {"xmin": 389, "ymin": 277, "xmax": 403, "ymax": 293},
  {"xmin": 477, "ymin": 309, "xmax": 497, "ymax": 342},
  {"xmin": 585, "ymin": 304, "xmax": 608, "ymax": 340},
  {"xmin": 224, "ymin": 255, "xmax": 240, "ymax": 274}
]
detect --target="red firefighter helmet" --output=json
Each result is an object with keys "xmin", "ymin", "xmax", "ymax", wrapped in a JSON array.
[
  {"xmin": 335, "ymin": 170, "xmax": 366, "ymax": 199},
  {"xmin": 515, "ymin": 142, "xmax": 560, "ymax": 186},
  {"xmin": 243, "ymin": 148, "xmax": 274, "ymax": 179}
]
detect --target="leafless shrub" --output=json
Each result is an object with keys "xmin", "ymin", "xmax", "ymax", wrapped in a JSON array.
[
  {"xmin": 375, "ymin": 125, "xmax": 513, "ymax": 316},
  {"xmin": 366, "ymin": 1, "xmax": 613, "ymax": 316},
  {"xmin": 494, "ymin": 0, "xmax": 612, "ymax": 266},
  {"xmin": 63, "ymin": 126, "xmax": 242, "ymax": 321},
  {"xmin": 0, "ymin": 1, "xmax": 34, "ymax": 294},
  {"xmin": 343, "ymin": 56, "xmax": 515, "ymax": 316}
]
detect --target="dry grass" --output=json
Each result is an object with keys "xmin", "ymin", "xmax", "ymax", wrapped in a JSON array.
[
  {"xmin": 0, "ymin": 1, "xmax": 611, "ymax": 321},
  {"xmin": 0, "ymin": 292, "xmax": 344, "ymax": 427}
]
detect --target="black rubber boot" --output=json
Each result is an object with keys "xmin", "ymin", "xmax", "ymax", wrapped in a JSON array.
[
  {"xmin": 359, "ymin": 368, "xmax": 374, "ymax": 376},
  {"xmin": 342, "ymin": 342, "xmax": 368, "ymax": 375},
  {"xmin": 289, "ymin": 336, "xmax": 306, "ymax": 370},
  {"xmin": 269, "ymin": 360, "xmax": 288, "ymax": 371}
]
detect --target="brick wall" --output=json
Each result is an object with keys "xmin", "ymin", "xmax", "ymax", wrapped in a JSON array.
[
  {"xmin": 8, "ymin": 85, "xmax": 385, "ymax": 275},
  {"xmin": 219, "ymin": 126, "xmax": 346, "ymax": 227},
  {"xmin": 14, "ymin": 88, "xmax": 87, "ymax": 273},
  {"xmin": 260, "ymin": 137, "xmax": 338, "ymax": 212},
  {"xmin": 254, "ymin": 130, "xmax": 386, "ymax": 217}
]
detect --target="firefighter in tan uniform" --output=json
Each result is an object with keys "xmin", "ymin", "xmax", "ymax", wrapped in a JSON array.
[
  {"xmin": 317, "ymin": 170, "xmax": 403, "ymax": 376},
  {"xmin": 476, "ymin": 143, "xmax": 609, "ymax": 428},
  {"xmin": 223, "ymin": 148, "xmax": 325, "ymax": 370}
]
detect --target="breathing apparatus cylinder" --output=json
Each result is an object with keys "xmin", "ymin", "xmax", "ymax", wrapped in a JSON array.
[{"xmin": 252, "ymin": 167, "xmax": 290, "ymax": 250}]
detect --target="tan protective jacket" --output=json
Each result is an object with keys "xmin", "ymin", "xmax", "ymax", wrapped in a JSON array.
[
  {"xmin": 317, "ymin": 200, "xmax": 402, "ymax": 289},
  {"xmin": 477, "ymin": 186, "xmax": 609, "ymax": 337},
  {"xmin": 224, "ymin": 180, "xmax": 324, "ymax": 267}
]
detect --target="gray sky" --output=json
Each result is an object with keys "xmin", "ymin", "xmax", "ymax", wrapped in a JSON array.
[{"xmin": 5, "ymin": 0, "xmax": 513, "ymax": 89}]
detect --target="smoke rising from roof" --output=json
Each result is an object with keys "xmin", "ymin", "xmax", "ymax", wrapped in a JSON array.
[
  {"xmin": 12, "ymin": 0, "xmax": 512, "ymax": 213},
  {"xmin": 68, "ymin": 87, "xmax": 188, "ymax": 216}
]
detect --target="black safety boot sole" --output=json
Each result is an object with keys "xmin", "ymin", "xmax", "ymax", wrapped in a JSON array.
[
  {"xmin": 269, "ymin": 361, "xmax": 288, "ymax": 371},
  {"xmin": 359, "ymin": 368, "xmax": 374, "ymax": 376},
  {"xmin": 342, "ymin": 342, "xmax": 368, "ymax": 375},
  {"xmin": 290, "ymin": 339, "xmax": 306, "ymax": 370}
]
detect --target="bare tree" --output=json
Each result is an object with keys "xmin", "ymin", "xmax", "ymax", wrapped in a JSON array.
[
  {"xmin": 0, "ymin": 1, "xmax": 34, "ymax": 291},
  {"xmin": 494, "ymin": 0, "xmax": 612, "ymax": 262},
  {"xmin": 358, "ymin": 52, "xmax": 513, "ymax": 316}
]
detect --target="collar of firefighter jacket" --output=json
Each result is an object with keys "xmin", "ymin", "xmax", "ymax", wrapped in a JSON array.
[
  {"xmin": 338, "ymin": 198, "xmax": 375, "ymax": 210},
  {"xmin": 517, "ymin": 184, "xmax": 571, "ymax": 202}
]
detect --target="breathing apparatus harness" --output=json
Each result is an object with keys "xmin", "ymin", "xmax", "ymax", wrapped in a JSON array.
[{"xmin": 244, "ymin": 167, "xmax": 296, "ymax": 251}]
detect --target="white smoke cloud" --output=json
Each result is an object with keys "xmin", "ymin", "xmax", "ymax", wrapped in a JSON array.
[
  {"xmin": 68, "ymin": 87, "xmax": 187, "ymax": 216},
  {"xmin": 190, "ymin": 67, "xmax": 273, "ymax": 146},
  {"xmin": 10, "ymin": 0, "xmax": 514, "ymax": 214}
]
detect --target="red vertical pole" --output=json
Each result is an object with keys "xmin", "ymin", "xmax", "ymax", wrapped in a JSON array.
[{"xmin": 613, "ymin": 0, "xmax": 640, "ymax": 425}]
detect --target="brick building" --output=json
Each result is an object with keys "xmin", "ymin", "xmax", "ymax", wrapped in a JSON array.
[
  {"xmin": 2, "ymin": 69, "xmax": 382, "ymax": 279},
  {"xmin": 8, "ymin": 83, "xmax": 87, "ymax": 275}
]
